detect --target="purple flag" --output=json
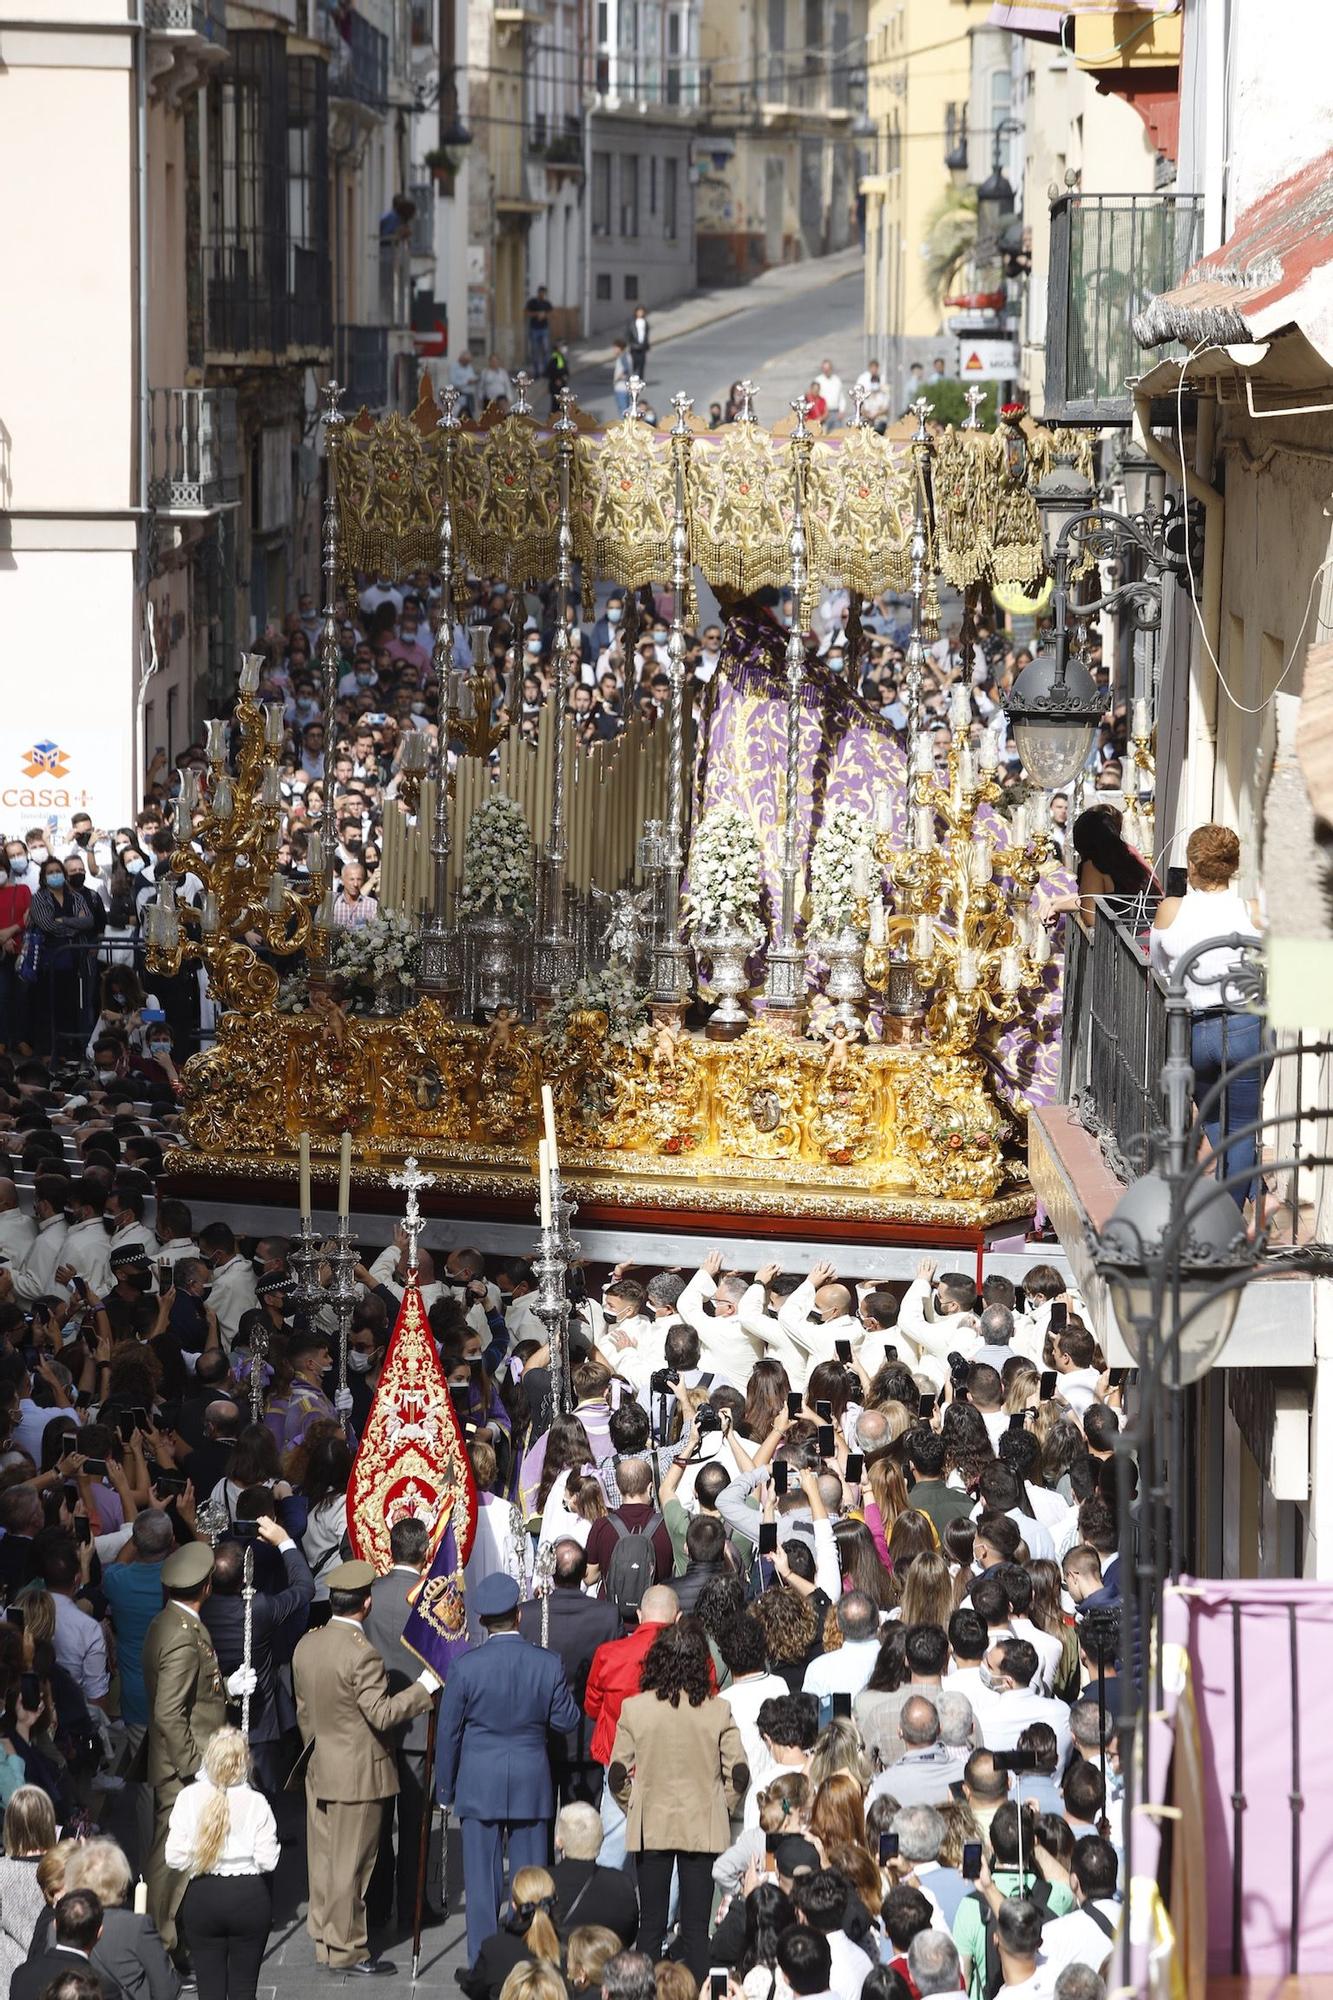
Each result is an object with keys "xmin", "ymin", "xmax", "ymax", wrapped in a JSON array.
[{"xmin": 400, "ymin": 1510, "xmax": 473, "ymax": 1680}]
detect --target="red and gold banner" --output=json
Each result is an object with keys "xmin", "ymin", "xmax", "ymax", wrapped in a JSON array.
[{"xmin": 346, "ymin": 1279, "xmax": 478, "ymax": 1574}]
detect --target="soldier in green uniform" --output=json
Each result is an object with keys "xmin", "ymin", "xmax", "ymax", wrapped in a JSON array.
[{"xmin": 143, "ymin": 1542, "xmax": 229, "ymax": 1958}]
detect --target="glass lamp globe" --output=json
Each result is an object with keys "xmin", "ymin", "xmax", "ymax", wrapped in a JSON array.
[
  {"xmin": 1006, "ymin": 652, "xmax": 1103, "ymax": 789},
  {"xmin": 1097, "ymin": 1170, "xmax": 1253, "ymax": 1385}
]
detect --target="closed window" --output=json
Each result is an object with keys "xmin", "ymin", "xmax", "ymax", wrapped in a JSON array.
[
  {"xmin": 596, "ymin": 272, "xmax": 612, "ymax": 299},
  {"xmin": 624, "ymin": 273, "xmax": 639, "ymax": 299},
  {"xmin": 620, "ymin": 153, "xmax": 639, "ymax": 235},
  {"xmin": 664, "ymin": 156, "xmax": 678, "ymax": 240},
  {"xmin": 592, "ymin": 150, "xmax": 611, "ymax": 234}
]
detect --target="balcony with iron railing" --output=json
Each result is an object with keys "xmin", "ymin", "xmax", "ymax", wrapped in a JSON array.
[
  {"xmin": 322, "ymin": 7, "xmax": 388, "ymax": 109},
  {"xmin": 147, "ymin": 387, "xmax": 240, "ymax": 514},
  {"xmin": 407, "ymin": 180, "xmax": 434, "ymax": 258},
  {"xmin": 1044, "ymin": 191, "xmax": 1203, "ymax": 422},
  {"xmin": 145, "ymin": 0, "xmax": 227, "ymax": 93}
]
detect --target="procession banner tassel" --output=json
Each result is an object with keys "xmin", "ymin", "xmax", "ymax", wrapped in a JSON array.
[{"xmin": 346, "ymin": 1277, "xmax": 479, "ymax": 1573}]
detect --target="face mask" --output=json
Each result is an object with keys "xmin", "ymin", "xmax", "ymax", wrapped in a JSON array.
[
  {"xmin": 607, "ymin": 607, "xmax": 622, "ymax": 624},
  {"xmin": 124, "ymin": 854, "xmax": 144, "ymax": 874},
  {"xmin": 199, "ymin": 1286, "xmax": 212, "ymax": 1302},
  {"xmin": 7, "ymin": 857, "xmax": 26, "ymax": 875},
  {"xmin": 979, "ymin": 1665, "xmax": 1006, "ymax": 1693},
  {"xmin": 653, "ymin": 630, "xmax": 668, "ymax": 644},
  {"xmin": 348, "ymin": 1349, "xmax": 374, "ymax": 1374},
  {"xmin": 356, "ymin": 671, "xmax": 375, "ymax": 688},
  {"xmin": 252, "ymin": 1258, "xmax": 267, "ymax": 1276},
  {"xmin": 150, "ymin": 1043, "xmax": 171, "ymax": 1059},
  {"xmin": 45, "ymin": 873, "xmax": 65, "ymax": 891},
  {"xmin": 124, "ymin": 1272, "xmax": 151, "ymax": 1293},
  {"xmin": 296, "ymin": 698, "xmax": 318, "ymax": 717},
  {"xmin": 67, "ymin": 878, "xmax": 85, "ymax": 890},
  {"xmin": 29, "ymin": 847, "xmax": 48, "ymax": 865},
  {"xmin": 526, "ymin": 638, "xmax": 541, "ymax": 656}
]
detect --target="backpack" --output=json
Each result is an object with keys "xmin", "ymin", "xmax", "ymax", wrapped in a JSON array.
[
  {"xmin": 603, "ymin": 1510, "xmax": 662, "ymax": 1624},
  {"xmin": 969, "ymin": 1879, "xmax": 1056, "ymax": 2000}
]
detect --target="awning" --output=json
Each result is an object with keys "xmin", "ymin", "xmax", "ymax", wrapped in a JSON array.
[
  {"xmin": 1133, "ymin": 146, "xmax": 1333, "ymax": 370},
  {"xmin": 987, "ymin": 0, "xmax": 1176, "ymax": 35}
]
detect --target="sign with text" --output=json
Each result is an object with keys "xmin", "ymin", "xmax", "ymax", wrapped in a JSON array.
[{"xmin": 957, "ymin": 335, "xmax": 1019, "ymax": 381}]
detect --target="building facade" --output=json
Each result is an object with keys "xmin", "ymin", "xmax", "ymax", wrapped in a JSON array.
[{"xmin": 694, "ymin": 0, "xmax": 867, "ymax": 288}]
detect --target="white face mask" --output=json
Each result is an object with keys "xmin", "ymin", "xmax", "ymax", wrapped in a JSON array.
[
  {"xmin": 348, "ymin": 1349, "xmax": 374, "ymax": 1373},
  {"xmin": 96, "ymin": 1069, "xmax": 119, "ymax": 1086},
  {"xmin": 124, "ymin": 854, "xmax": 145, "ymax": 874},
  {"xmin": 979, "ymin": 1665, "xmax": 1007, "ymax": 1693},
  {"xmin": 29, "ymin": 846, "xmax": 48, "ymax": 865}
]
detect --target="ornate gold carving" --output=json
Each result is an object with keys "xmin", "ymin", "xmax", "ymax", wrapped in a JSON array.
[
  {"xmin": 575, "ymin": 418, "xmax": 676, "ymax": 586},
  {"xmin": 896, "ymin": 1054, "xmax": 1014, "ymax": 1201},
  {"xmin": 712, "ymin": 1023, "xmax": 806, "ymax": 1160},
  {"xmin": 930, "ymin": 420, "xmax": 1096, "ymax": 591},
  {"xmin": 804, "ymin": 428, "xmax": 916, "ymax": 599},
  {"xmin": 809, "ymin": 1030, "xmax": 880, "ymax": 1166}
]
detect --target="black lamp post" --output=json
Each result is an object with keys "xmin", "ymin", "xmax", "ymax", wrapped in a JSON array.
[
  {"xmin": 1005, "ymin": 444, "xmax": 1191, "ymax": 788},
  {"xmin": 976, "ymin": 116, "xmax": 1022, "ymax": 247}
]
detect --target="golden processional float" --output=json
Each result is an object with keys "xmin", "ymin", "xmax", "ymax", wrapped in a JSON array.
[{"xmin": 151, "ymin": 374, "xmax": 1090, "ymax": 1248}]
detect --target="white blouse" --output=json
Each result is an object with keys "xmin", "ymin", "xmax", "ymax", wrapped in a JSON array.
[{"xmin": 164, "ymin": 1775, "xmax": 281, "ymax": 1878}]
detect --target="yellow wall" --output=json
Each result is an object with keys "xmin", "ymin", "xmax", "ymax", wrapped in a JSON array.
[{"xmin": 862, "ymin": 0, "xmax": 986, "ymax": 354}]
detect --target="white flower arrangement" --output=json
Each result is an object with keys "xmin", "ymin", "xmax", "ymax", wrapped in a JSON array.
[
  {"xmin": 809, "ymin": 804, "xmax": 872, "ymax": 936},
  {"xmin": 544, "ymin": 965, "xmax": 650, "ymax": 1055},
  {"xmin": 683, "ymin": 803, "xmax": 763, "ymax": 941},
  {"xmin": 457, "ymin": 793, "xmax": 536, "ymax": 918},
  {"xmin": 329, "ymin": 911, "xmax": 422, "ymax": 990}
]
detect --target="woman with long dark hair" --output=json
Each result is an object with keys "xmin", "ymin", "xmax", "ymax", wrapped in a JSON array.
[
  {"xmin": 832, "ymin": 1519, "xmax": 893, "ymax": 1610},
  {"xmin": 736, "ymin": 1880, "xmax": 797, "ymax": 1999},
  {"xmin": 611, "ymin": 1621, "xmax": 746, "ymax": 1981},
  {"xmin": 1053, "ymin": 806, "xmax": 1158, "ymax": 926},
  {"xmin": 741, "ymin": 1358, "xmax": 790, "ymax": 1445}
]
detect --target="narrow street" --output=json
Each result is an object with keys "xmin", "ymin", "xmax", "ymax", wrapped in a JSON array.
[{"xmin": 568, "ymin": 265, "xmax": 866, "ymax": 426}]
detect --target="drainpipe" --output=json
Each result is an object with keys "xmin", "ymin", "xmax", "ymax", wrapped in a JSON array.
[
  {"xmin": 134, "ymin": 0, "xmax": 152, "ymax": 810},
  {"xmin": 1132, "ymin": 379, "xmax": 1225, "ymax": 835}
]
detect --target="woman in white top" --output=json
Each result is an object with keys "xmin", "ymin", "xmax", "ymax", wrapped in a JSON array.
[
  {"xmin": 1149, "ymin": 823, "xmax": 1266, "ymax": 1207},
  {"xmin": 166, "ymin": 1727, "xmax": 279, "ymax": 2000}
]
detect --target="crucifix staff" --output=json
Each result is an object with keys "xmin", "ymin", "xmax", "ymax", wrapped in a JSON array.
[
  {"xmin": 240, "ymin": 1544, "xmax": 255, "ymax": 1738},
  {"xmin": 388, "ymin": 1156, "xmax": 437, "ymax": 1277}
]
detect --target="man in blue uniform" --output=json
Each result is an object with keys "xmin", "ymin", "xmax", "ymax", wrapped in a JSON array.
[{"xmin": 437, "ymin": 1571, "xmax": 580, "ymax": 1961}]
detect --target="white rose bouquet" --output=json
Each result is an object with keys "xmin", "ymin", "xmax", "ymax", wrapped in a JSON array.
[
  {"xmin": 682, "ymin": 803, "xmax": 763, "ymax": 941},
  {"xmin": 457, "ymin": 793, "xmax": 536, "ymax": 917},
  {"xmin": 809, "ymin": 804, "xmax": 872, "ymax": 936}
]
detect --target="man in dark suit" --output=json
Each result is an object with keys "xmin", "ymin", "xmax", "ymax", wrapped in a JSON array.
[
  {"xmin": 517, "ymin": 1539, "xmax": 619, "ymax": 1807},
  {"xmin": 437, "ymin": 1572, "xmax": 580, "ymax": 1961},
  {"xmin": 0, "ymin": 1484, "xmax": 41, "ymax": 1598},
  {"xmin": 200, "ymin": 1514, "xmax": 314, "ymax": 1795},
  {"xmin": 364, "ymin": 1517, "xmax": 436, "ymax": 1932},
  {"xmin": 11, "ymin": 1889, "xmax": 127, "ymax": 2000}
]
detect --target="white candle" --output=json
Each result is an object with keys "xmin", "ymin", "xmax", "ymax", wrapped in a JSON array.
[
  {"xmin": 239, "ymin": 653, "xmax": 263, "ymax": 695},
  {"xmin": 999, "ymin": 946, "xmax": 1022, "ymax": 994},
  {"xmin": 307, "ymin": 833, "xmax": 325, "ymax": 877},
  {"xmin": 1012, "ymin": 805, "xmax": 1029, "ymax": 850},
  {"xmin": 957, "ymin": 948, "xmax": 979, "ymax": 993},
  {"xmin": 174, "ymin": 800, "xmax": 191, "ymax": 841},
  {"xmin": 133, "ymin": 1881, "xmax": 148, "ymax": 1917},
  {"xmin": 869, "ymin": 901, "xmax": 886, "ymax": 946},
  {"xmin": 538, "ymin": 1138, "xmax": 553, "ymax": 1230},
  {"xmin": 1032, "ymin": 924, "xmax": 1053, "ymax": 966},
  {"xmin": 260, "ymin": 765, "xmax": 281, "ymax": 807},
  {"xmin": 915, "ymin": 807, "xmax": 935, "ymax": 851},
  {"xmin": 875, "ymin": 793, "xmax": 893, "ymax": 831},
  {"xmin": 852, "ymin": 848, "xmax": 872, "ymax": 898},
  {"xmin": 1133, "ymin": 698, "xmax": 1150, "ymax": 741},
  {"xmin": 913, "ymin": 733, "xmax": 933, "ymax": 776},
  {"xmin": 205, "ymin": 718, "xmax": 228, "ymax": 762},
  {"xmin": 265, "ymin": 703, "xmax": 285, "ymax": 747},
  {"xmin": 213, "ymin": 777, "xmax": 234, "ymax": 820},
  {"xmin": 267, "ymin": 872, "xmax": 285, "ymax": 915},
  {"xmin": 970, "ymin": 837, "xmax": 992, "ymax": 887},
  {"xmin": 541, "ymin": 1083, "xmax": 559, "ymax": 1167},
  {"xmin": 950, "ymin": 684, "xmax": 971, "ymax": 732},
  {"xmin": 957, "ymin": 746, "xmax": 975, "ymax": 794},
  {"xmin": 201, "ymin": 892, "xmax": 219, "ymax": 934},
  {"xmin": 1029, "ymin": 792, "xmax": 1049, "ymax": 836},
  {"xmin": 914, "ymin": 915, "xmax": 933, "ymax": 960},
  {"xmin": 338, "ymin": 1130, "xmax": 352, "ymax": 1222},
  {"xmin": 978, "ymin": 731, "xmax": 999, "ymax": 772},
  {"xmin": 298, "ymin": 1133, "xmax": 312, "ymax": 1224}
]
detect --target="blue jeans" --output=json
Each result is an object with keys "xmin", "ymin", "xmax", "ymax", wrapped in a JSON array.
[
  {"xmin": 600, "ymin": 1772, "xmax": 628, "ymax": 1869},
  {"xmin": 614, "ymin": 384, "xmax": 631, "ymax": 416},
  {"xmin": 1192, "ymin": 1009, "xmax": 1267, "ymax": 1207},
  {"xmin": 529, "ymin": 327, "xmax": 551, "ymax": 376}
]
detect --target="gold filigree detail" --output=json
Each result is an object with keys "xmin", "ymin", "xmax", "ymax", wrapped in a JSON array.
[
  {"xmin": 574, "ymin": 419, "xmax": 675, "ymax": 585},
  {"xmin": 453, "ymin": 413, "xmax": 560, "ymax": 583},
  {"xmin": 896, "ymin": 1054, "xmax": 1013, "ymax": 1200},
  {"xmin": 805, "ymin": 430, "xmax": 916, "ymax": 599},
  {"xmin": 712, "ymin": 1023, "xmax": 806, "ymax": 1160},
  {"xmin": 808, "ymin": 1038, "xmax": 880, "ymax": 1166}
]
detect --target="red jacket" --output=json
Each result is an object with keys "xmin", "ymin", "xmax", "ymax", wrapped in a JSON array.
[{"xmin": 584, "ymin": 1621, "xmax": 671, "ymax": 1765}]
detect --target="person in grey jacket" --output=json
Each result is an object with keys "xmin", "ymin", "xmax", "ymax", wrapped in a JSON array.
[{"xmin": 29, "ymin": 1841, "xmax": 177, "ymax": 2000}]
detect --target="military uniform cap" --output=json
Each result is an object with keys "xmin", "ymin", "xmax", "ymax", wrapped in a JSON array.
[
  {"xmin": 474, "ymin": 1572, "xmax": 520, "ymax": 1618},
  {"xmin": 326, "ymin": 1560, "xmax": 378, "ymax": 1594},
  {"xmin": 162, "ymin": 1543, "xmax": 215, "ymax": 1591}
]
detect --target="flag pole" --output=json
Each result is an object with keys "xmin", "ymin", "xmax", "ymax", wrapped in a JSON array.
[{"xmin": 410, "ymin": 1694, "xmax": 441, "ymax": 1982}]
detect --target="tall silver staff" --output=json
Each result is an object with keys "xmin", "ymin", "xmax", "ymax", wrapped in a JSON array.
[
  {"xmin": 248, "ymin": 1325, "xmax": 269, "ymax": 1426},
  {"xmin": 240, "ymin": 1543, "xmax": 255, "ymax": 1737}
]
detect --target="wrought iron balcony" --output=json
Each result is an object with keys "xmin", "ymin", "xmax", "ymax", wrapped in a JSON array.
[
  {"xmin": 146, "ymin": 0, "xmax": 226, "ymax": 39},
  {"xmin": 335, "ymin": 325, "xmax": 390, "ymax": 411},
  {"xmin": 408, "ymin": 180, "xmax": 434, "ymax": 258},
  {"xmin": 326, "ymin": 9, "xmax": 387, "ymax": 109},
  {"xmin": 1044, "ymin": 191, "xmax": 1203, "ymax": 421},
  {"xmin": 147, "ymin": 387, "xmax": 240, "ymax": 514}
]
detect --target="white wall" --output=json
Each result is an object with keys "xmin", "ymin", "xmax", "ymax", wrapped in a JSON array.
[{"xmin": 0, "ymin": 549, "xmax": 138, "ymax": 838}]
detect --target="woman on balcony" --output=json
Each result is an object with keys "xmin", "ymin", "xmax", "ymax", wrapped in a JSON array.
[
  {"xmin": 1149, "ymin": 822, "xmax": 1266, "ymax": 1207},
  {"xmin": 1048, "ymin": 805, "xmax": 1159, "ymax": 928}
]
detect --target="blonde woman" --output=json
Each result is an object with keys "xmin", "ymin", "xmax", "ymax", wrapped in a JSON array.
[
  {"xmin": 0, "ymin": 1786, "xmax": 56, "ymax": 1979},
  {"xmin": 165, "ymin": 1727, "xmax": 278, "ymax": 2000},
  {"xmin": 62, "ymin": 1839, "xmax": 176, "ymax": 2000},
  {"xmin": 460, "ymin": 1868, "xmax": 563, "ymax": 2000},
  {"xmin": 564, "ymin": 1925, "xmax": 622, "ymax": 1993},
  {"xmin": 497, "ymin": 1964, "xmax": 568, "ymax": 2000}
]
